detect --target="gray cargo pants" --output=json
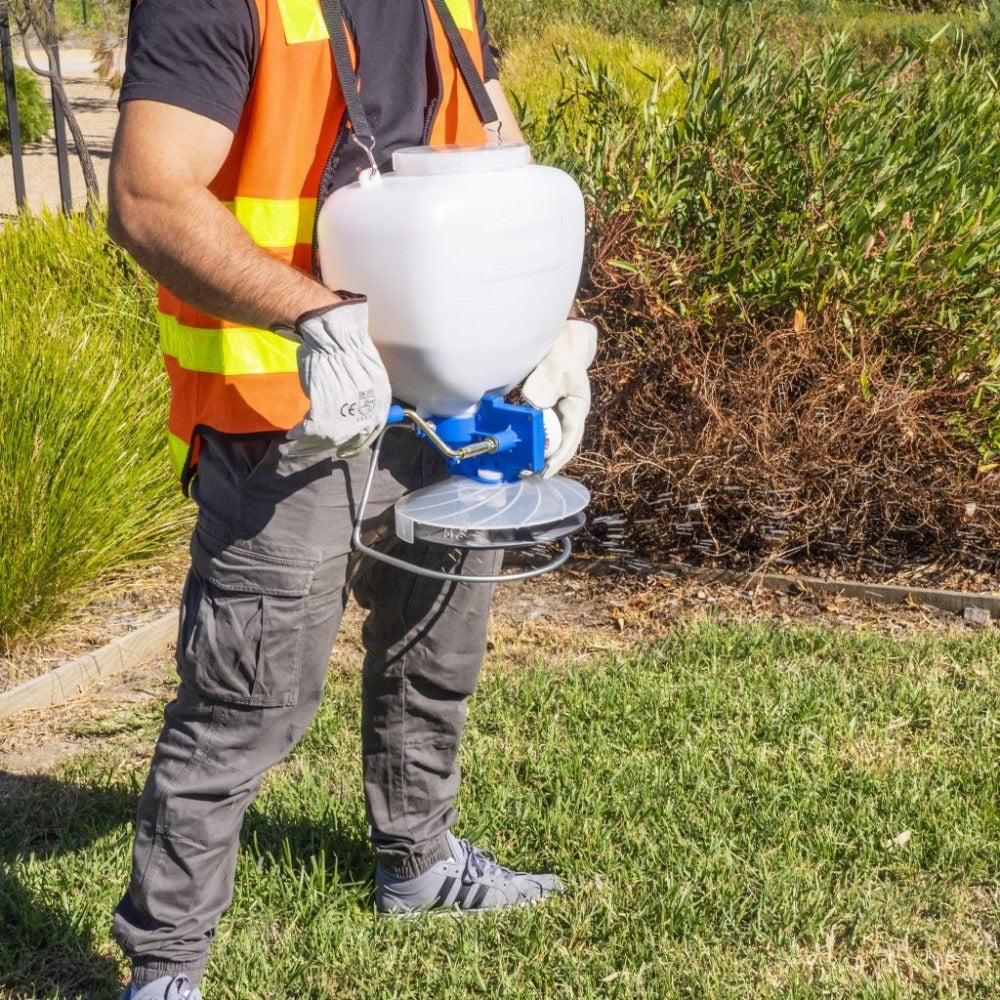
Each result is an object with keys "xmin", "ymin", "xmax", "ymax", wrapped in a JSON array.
[{"xmin": 112, "ymin": 428, "xmax": 501, "ymax": 986}]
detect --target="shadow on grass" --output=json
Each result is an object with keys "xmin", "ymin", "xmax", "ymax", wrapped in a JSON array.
[
  {"xmin": 0, "ymin": 769, "xmax": 130, "ymax": 999},
  {"xmin": 0, "ymin": 769, "xmax": 373, "ymax": 999}
]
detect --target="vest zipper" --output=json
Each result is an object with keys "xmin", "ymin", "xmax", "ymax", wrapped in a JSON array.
[
  {"xmin": 421, "ymin": 98, "xmax": 440, "ymax": 145},
  {"xmin": 312, "ymin": 108, "xmax": 350, "ymax": 277},
  {"xmin": 420, "ymin": 0, "xmax": 444, "ymax": 142}
]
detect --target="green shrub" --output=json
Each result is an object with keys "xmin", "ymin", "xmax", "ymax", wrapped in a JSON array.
[
  {"xmin": 504, "ymin": 22, "xmax": 686, "ymax": 127},
  {"xmin": 535, "ymin": 24, "xmax": 998, "ymax": 361},
  {"xmin": 0, "ymin": 66, "xmax": 51, "ymax": 156},
  {"xmin": 0, "ymin": 213, "xmax": 189, "ymax": 644},
  {"xmin": 519, "ymin": 13, "xmax": 1000, "ymax": 573},
  {"xmin": 53, "ymin": 0, "xmax": 128, "ymax": 34},
  {"xmin": 488, "ymin": 0, "xmax": 979, "ymax": 58},
  {"xmin": 966, "ymin": 0, "xmax": 1000, "ymax": 59},
  {"xmin": 488, "ymin": 0, "xmax": 681, "ymax": 52}
]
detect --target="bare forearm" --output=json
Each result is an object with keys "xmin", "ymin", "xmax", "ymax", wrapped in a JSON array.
[{"xmin": 108, "ymin": 183, "xmax": 337, "ymax": 330}]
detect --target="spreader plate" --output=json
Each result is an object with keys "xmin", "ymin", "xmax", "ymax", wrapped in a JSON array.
[{"xmin": 394, "ymin": 474, "xmax": 590, "ymax": 549}]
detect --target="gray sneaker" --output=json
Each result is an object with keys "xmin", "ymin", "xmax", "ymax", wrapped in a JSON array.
[
  {"xmin": 375, "ymin": 831, "xmax": 564, "ymax": 915},
  {"xmin": 118, "ymin": 975, "xmax": 203, "ymax": 1000}
]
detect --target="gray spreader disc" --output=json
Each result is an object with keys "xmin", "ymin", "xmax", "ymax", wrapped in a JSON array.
[{"xmin": 394, "ymin": 474, "xmax": 590, "ymax": 549}]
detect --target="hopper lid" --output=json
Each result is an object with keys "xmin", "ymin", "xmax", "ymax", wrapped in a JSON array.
[{"xmin": 392, "ymin": 143, "xmax": 531, "ymax": 176}]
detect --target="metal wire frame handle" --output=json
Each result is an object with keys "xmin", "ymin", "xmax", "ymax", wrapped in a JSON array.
[{"xmin": 351, "ymin": 424, "xmax": 573, "ymax": 584}]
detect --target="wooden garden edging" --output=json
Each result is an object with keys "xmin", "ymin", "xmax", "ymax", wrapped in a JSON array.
[
  {"xmin": 0, "ymin": 610, "xmax": 178, "ymax": 722},
  {"xmin": 699, "ymin": 570, "xmax": 999, "ymax": 621}
]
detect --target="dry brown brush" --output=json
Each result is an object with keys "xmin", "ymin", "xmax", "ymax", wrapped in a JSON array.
[{"xmin": 580, "ymin": 291, "xmax": 999, "ymax": 579}]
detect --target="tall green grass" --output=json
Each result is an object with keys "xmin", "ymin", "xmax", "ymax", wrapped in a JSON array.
[
  {"xmin": 0, "ymin": 214, "xmax": 188, "ymax": 646},
  {"xmin": 529, "ymin": 15, "xmax": 1000, "ymax": 354},
  {"xmin": 514, "ymin": 13, "xmax": 1000, "ymax": 410},
  {"xmin": 502, "ymin": 22, "xmax": 684, "ymax": 116}
]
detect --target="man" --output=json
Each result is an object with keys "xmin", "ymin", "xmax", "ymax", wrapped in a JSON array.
[{"xmin": 107, "ymin": 1, "xmax": 597, "ymax": 997}]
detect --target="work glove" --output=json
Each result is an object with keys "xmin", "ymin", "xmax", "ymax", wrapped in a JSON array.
[
  {"xmin": 284, "ymin": 299, "xmax": 392, "ymax": 457},
  {"xmin": 522, "ymin": 318, "xmax": 598, "ymax": 477}
]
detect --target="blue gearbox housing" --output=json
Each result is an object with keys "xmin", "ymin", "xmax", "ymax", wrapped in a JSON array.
[{"xmin": 387, "ymin": 394, "xmax": 545, "ymax": 483}]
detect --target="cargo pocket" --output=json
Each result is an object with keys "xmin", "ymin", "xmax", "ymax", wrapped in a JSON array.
[{"xmin": 178, "ymin": 532, "xmax": 317, "ymax": 707}]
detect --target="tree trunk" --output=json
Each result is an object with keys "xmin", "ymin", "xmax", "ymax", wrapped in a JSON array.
[{"xmin": 15, "ymin": 2, "xmax": 101, "ymax": 218}]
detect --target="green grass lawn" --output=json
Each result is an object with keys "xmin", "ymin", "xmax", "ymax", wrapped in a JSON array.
[{"xmin": 2, "ymin": 618, "xmax": 997, "ymax": 999}]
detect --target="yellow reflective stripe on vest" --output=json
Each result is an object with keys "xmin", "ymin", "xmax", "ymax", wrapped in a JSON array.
[
  {"xmin": 444, "ymin": 0, "xmax": 474, "ymax": 31},
  {"xmin": 160, "ymin": 314, "xmax": 299, "ymax": 376},
  {"xmin": 167, "ymin": 431, "xmax": 190, "ymax": 479},
  {"xmin": 224, "ymin": 197, "xmax": 317, "ymax": 250},
  {"xmin": 276, "ymin": 0, "xmax": 329, "ymax": 44}
]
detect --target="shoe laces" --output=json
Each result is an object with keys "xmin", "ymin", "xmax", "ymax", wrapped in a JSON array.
[
  {"xmin": 126, "ymin": 976, "xmax": 195, "ymax": 1000},
  {"xmin": 456, "ymin": 838, "xmax": 515, "ymax": 885},
  {"xmin": 165, "ymin": 977, "xmax": 196, "ymax": 1000}
]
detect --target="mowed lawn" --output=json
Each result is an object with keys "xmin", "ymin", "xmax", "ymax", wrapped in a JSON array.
[{"xmin": 1, "ymin": 619, "xmax": 998, "ymax": 999}]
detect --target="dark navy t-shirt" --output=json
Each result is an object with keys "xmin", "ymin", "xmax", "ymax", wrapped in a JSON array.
[{"xmin": 120, "ymin": 0, "xmax": 498, "ymax": 181}]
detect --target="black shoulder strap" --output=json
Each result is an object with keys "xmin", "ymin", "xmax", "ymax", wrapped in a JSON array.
[
  {"xmin": 318, "ymin": 0, "xmax": 374, "ymax": 146},
  {"xmin": 427, "ymin": 0, "xmax": 499, "ymax": 129}
]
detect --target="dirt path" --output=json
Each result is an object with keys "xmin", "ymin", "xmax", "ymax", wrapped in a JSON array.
[{"xmin": 1, "ymin": 48, "xmax": 117, "ymax": 217}]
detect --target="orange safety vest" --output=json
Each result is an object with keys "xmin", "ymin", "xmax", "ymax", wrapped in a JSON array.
[{"xmin": 159, "ymin": 0, "xmax": 491, "ymax": 483}]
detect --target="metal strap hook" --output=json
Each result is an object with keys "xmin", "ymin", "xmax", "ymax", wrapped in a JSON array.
[{"xmin": 350, "ymin": 130, "xmax": 380, "ymax": 180}]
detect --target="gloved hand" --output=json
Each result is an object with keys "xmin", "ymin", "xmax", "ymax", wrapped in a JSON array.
[
  {"xmin": 285, "ymin": 299, "xmax": 392, "ymax": 457},
  {"xmin": 522, "ymin": 318, "xmax": 598, "ymax": 477}
]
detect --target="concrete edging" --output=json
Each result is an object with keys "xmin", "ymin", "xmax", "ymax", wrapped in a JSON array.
[{"xmin": 0, "ymin": 610, "xmax": 178, "ymax": 723}]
